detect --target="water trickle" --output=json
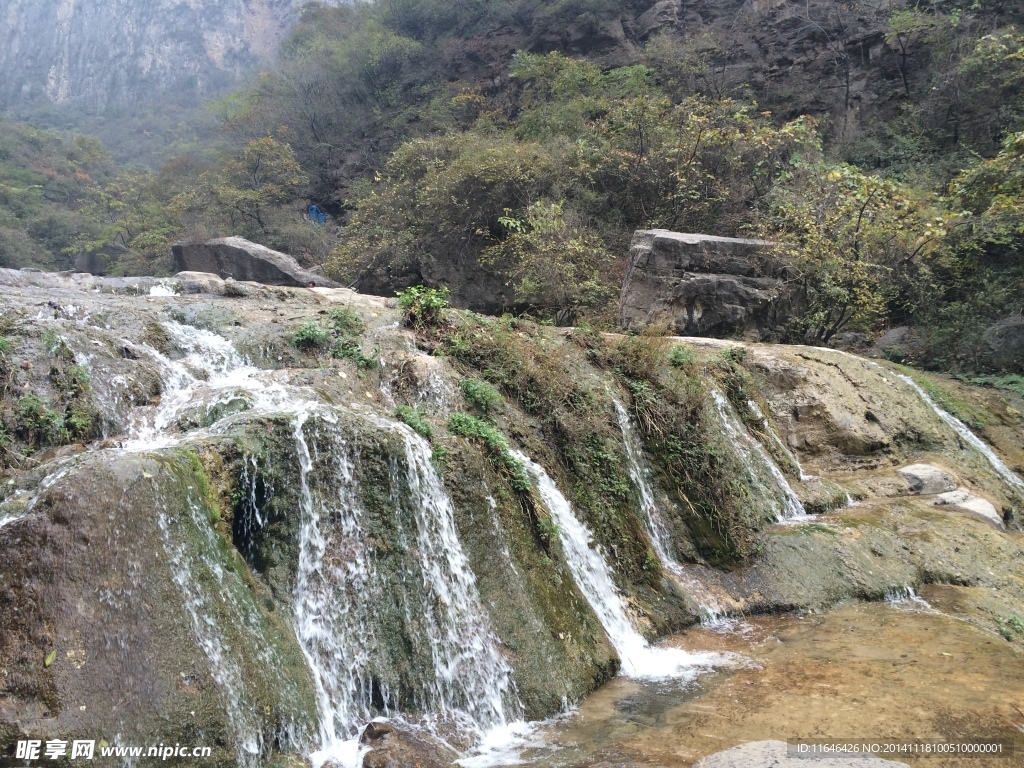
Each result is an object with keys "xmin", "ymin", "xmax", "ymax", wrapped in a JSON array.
[
  {"xmin": 895, "ymin": 374, "xmax": 1024, "ymax": 491},
  {"xmin": 884, "ymin": 585, "xmax": 932, "ymax": 610},
  {"xmin": 514, "ymin": 450, "xmax": 724, "ymax": 680},
  {"xmin": 709, "ymin": 389, "xmax": 808, "ymax": 521},
  {"xmin": 611, "ymin": 399, "xmax": 731, "ymax": 625}
]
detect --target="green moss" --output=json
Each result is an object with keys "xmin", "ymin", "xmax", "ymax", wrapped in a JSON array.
[
  {"xmin": 394, "ymin": 404, "xmax": 433, "ymax": 441},
  {"xmin": 448, "ymin": 413, "xmax": 530, "ymax": 491}
]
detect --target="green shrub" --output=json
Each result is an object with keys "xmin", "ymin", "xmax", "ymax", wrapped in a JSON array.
[
  {"xmin": 397, "ymin": 286, "xmax": 450, "ymax": 329},
  {"xmin": 328, "ymin": 307, "xmax": 364, "ymax": 336},
  {"xmin": 395, "ymin": 404, "xmax": 433, "ymax": 441},
  {"xmin": 669, "ymin": 344, "xmax": 695, "ymax": 369},
  {"xmin": 448, "ymin": 412, "xmax": 530, "ymax": 491},
  {"xmin": 0, "ymin": 337, "xmax": 10, "ymax": 355},
  {"xmin": 292, "ymin": 321, "xmax": 332, "ymax": 350},
  {"xmin": 461, "ymin": 378, "xmax": 501, "ymax": 414}
]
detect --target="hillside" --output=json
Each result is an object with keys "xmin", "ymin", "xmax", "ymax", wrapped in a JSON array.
[{"xmin": 1, "ymin": 0, "xmax": 1024, "ymax": 375}]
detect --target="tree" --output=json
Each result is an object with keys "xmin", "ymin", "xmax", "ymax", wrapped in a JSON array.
[
  {"xmin": 481, "ymin": 201, "xmax": 614, "ymax": 323},
  {"xmin": 177, "ymin": 136, "xmax": 308, "ymax": 236},
  {"xmin": 763, "ymin": 154, "xmax": 950, "ymax": 342}
]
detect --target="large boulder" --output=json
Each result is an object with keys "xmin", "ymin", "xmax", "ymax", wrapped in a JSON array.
[
  {"xmin": 172, "ymin": 237, "xmax": 340, "ymax": 288},
  {"xmin": 980, "ymin": 314, "xmax": 1024, "ymax": 372},
  {"xmin": 619, "ymin": 230, "xmax": 802, "ymax": 338}
]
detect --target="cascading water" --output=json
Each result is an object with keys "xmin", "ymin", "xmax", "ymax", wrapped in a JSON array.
[
  {"xmin": 709, "ymin": 389, "xmax": 808, "ymax": 521},
  {"xmin": 895, "ymin": 374, "xmax": 1024, "ymax": 491},
  {"xmin": 290, "ymin": 408, "xmax": 521, "ymax": 767},
  {"xmin": 611, "ymin": 399, "xmax": 731, "ymax": 624},
  {"xmin": 513, "ymin": 450, "xmax": 724, "ymax": 680},
  {"xmin": 107, "ymin": 321, "xmax": 521, "ymax": 765}
]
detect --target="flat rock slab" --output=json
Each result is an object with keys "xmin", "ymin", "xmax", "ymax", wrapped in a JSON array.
[
  {"xmin": 934, "ymin": 490, "xmax": 1005, "ymax": 530},
  {"xmin": 896, "ymin": 463, "xmax": 957, "ymax": 495},
  {"xmin": 693, "ymin": 740, "xmax": 911, "ymax": 768}
]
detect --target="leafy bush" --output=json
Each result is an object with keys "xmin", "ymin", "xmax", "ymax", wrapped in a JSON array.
[
  {"xmin": 395, "ymin": 405, "xmax": 433, "ymax": 441},
  {"xmin": 0, "ymin": 337, "xmax": 10, "ymax": 355},
  {"xmin": 397, "ymin": 286, "xmax": 450, "ymax": 329},
  {"xmin": 448, "ymin": 412, "xmax": 530, "ymax": 491},
  {"xmin": 461, "ymin": 378, "xmax": 501, "ymax": 414},
  {"xmin": 292, "ymin": 321, "xmax": 332, "ymax": 350}
]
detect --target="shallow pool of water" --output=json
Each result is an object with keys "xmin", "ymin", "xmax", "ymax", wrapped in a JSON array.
[{"xmin": 488, "ymin": 599, "xmax": 1024, "ymax": 767}]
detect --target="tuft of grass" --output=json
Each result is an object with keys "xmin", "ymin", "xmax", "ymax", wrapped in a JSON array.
[
  {"xmin": 962, "ymin": 373, "xmax": 1024, "ymax": 398},
  {"xmin": 461, "ymin": 377, "xmax": 501, "ymax": 414},
  {"xmin": 394, "ymin": 405, "xmax": 433, "ymax": 441},
  {"xmin": 669, "ymin": 344, "xmax": 696, "ymax": 369},
  {"xmin": 448, "ymin": 413, "xmax": 530, "ymax": 491}
]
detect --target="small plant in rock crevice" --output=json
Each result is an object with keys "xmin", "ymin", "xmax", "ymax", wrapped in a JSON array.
[
  {"xmin": 398, "ymin": 286, "xmax": 450, "ymax": 329},
  {"xmin": 461, "ymin": 377, "xmax": 502, "ymax": 414}
]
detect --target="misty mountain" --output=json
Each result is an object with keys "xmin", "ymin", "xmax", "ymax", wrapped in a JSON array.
[{"xmin": 0, "ymin": 0, "xmax": 338, "ymax": 113}]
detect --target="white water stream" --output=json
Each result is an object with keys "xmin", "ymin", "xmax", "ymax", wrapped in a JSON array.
[
  {"xmin": 709, "ymin": 389, "xmax": 809, "ymax": 521},
  {"xmin": 612, "ymin": 400, "xmax": 733, "ymax": 624},
  {"xmin": 895, "ymin": 373, "xmax": 1024, "ymax": 491},
  {"xmin": 514, "ymin": 450, "xmax": 725, "ymax": 680}
]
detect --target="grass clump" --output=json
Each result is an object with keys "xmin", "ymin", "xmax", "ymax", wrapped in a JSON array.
[
  {"xmin": 960, "ymin": 373, "xmax": 1024, "ymax": 398},
  {"xmin": 394, "ymin": 405, "xmax": 433, "ymax": 441},
  {"xmin": 398, "ymin": 286, "xmax": 450, "ymax": 329},
  {"xmin": 996, "ymin": 615, "xmax": 1024, "ymax": 641},
  {"xmin": 669, "ymin": 344, "xmax": 696, "ymax": 369},
  {"xmin": 461, "ymin": 377, "xmax": 501, "ymax": 414},
  {"xmin": 448, "ymin": 413, "xmax": 530, "ymax": 492},
  {"xmin": 292, "ymin": 308, "xmax": 378, "ymax": 368}
]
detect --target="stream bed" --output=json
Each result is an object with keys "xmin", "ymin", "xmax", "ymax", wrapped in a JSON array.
[{"xmin": 488, "ymin": 597, "xmax": 1024, "ymax": 768}]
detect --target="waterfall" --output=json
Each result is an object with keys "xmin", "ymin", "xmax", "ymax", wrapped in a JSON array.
[
  {"xmin": 745, "ymin": 398, "xmax": 814, "ymax": 480},
  {"xmin": 108, "ymin": 321, "xmax": 519, "ymax": 764},
  {"xmin": 611, "ymin": 399, "xmax": 731, "ymax": 624},
  {"xmin": 709, "ymin": 389, "xmax": 808, "ymax": 521},
  {"xmin": 895, "ymin": 374, "xmax": 1024, "ymax": 491},
  {"xmin": 121, "ymin": 321, "xmax": 295, "ymax": 451},
  {"xmin": 291, "ymin": 409, "xmax": 520, "ymax": 767},
  {"xmin": 514, "ymin": 450, "xmax": 723, "ymax": 680}
]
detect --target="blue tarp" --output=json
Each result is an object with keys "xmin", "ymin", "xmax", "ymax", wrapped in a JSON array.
[{"xmin": 308, "ymin": 204, "xmax": 327, "ymax": 224}]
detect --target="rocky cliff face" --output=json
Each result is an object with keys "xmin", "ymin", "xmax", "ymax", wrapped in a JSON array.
[
  {"xmin": 0, "ymin": 269, "xmax": 1022, "ymax": 765},
  {"xmin": 0, "ymin": 0, "xmax": 337, "ymax": 111}
]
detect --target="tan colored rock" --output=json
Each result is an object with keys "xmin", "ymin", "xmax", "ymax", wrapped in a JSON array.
[
  {"xmin": 934, "ymin": 490, "xmax": 1005, "ymax": 530},
  {"xmin": 897, "ymin": 464, "xmax": 958, "ymax": 495}
]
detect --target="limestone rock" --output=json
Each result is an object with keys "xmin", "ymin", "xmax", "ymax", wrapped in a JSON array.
[
  {"xmin": 359, "ymin": 721, "xmax": 457, "ymax": 768},
  {"xmin": 636, "ymin": 0, "xmax": 681, "ymax": 40},
  {"xmin": 174, "ymin": 271, "xmax": 227, "ymax": 295},
  {"xmin": 172, "ymin": 237, "xmax": 339, "ymax": 288},
  {"xmin": 934, "ymin": 490, "xmax": 1005, "ymax": 530},
  {"xmin": 896, "ymin": 464, "xmax": 957, "ymax": 495},
  {"xmin": 693, "ymin": 740, "xmax": 911, "ymax": 767},
  {"xmin": 980, "ymin": 314, "xmax": 1024, "ymax": 372},
  {"xmin": 619, "ymin": 229, "xmax": 801, "ymax": 338}
]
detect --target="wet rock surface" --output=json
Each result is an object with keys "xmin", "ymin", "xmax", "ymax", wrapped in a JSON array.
[
  {"xmin": 693, "ymin": 740, "xmax": 910, "ymax": 767},
  {"xmin": 0, "ymin": 269, "xmax": 1022, "ymax": 766},
  {"xmin": 359, "ymin": 721, "xmax": 457, "ymax": 768}
]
